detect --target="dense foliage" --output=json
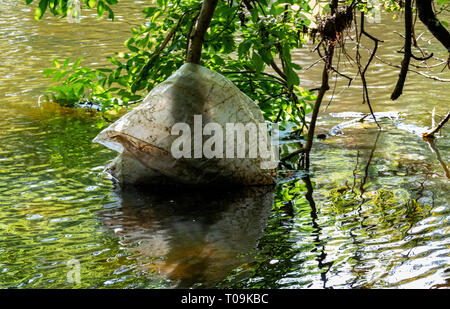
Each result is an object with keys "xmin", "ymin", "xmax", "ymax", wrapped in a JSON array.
[
  {"xmin": 37, "ymin": 0, "xmax": 325, "ymax": 126},
  {"xmin": 30, "ymin": 0, "xmax": 449, "ymax": 129}
]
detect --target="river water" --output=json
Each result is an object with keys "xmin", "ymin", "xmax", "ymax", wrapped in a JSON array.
[{"xmin": 0, "ymin": 1, "xmax": 448, "ymax": 288}]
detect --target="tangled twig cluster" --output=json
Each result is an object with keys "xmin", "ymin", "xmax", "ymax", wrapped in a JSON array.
[{"xmin": 318, "ymin": 6, "xmax": 354, "ymax": 43}]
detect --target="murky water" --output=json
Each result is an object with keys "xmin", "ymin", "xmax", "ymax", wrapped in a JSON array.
[{"xmin": 0, "ymin": 1, "xmax": 448, "ymax": 288}]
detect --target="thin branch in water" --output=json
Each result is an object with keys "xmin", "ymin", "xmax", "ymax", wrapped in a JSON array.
[
  {"xmin": 330, "ymin": 66, "xmax": 353, "ymax": 85},
  {"xmin": 351, "ymin": 149, "xmax": 360, "ymax": 194},
  {"xmin": 280, "ymin": 148, "xmax": 305, "ymax": 163},
  {"xmin": 360, "ymin": 44, "xmax": 450, "ymax": 81},
  {"xmin": 324, "ymin": 47, "xmax": 342, "ymax": 112},
  {"xmin": 303, "ymin": 55, "xmax": 327, "ymax": 71},
  {"xmin": 358, "ymin": 12, "xmax": 382, "ymax": 128},
  {"xmin": 425, "ymin": 138, "xmax": 450, "ymax": 179},
  {"xmin": 359, "ymin": 130, "xmax": 381, "ymax": 196},
  {"xmin": 304, "ymin": 44, "xmax": 334, "ymax": 169},
  {"xmin": 423, "ymin": 111, "xmax": 450, "ymax": 138}
]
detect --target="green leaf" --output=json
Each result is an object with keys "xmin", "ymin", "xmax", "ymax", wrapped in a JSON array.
[
  {"xmin": 97, "ymin": 68, "xmax": 113, "ymax": 73},
  {"xmin": 238, "ymin": 40, "xmax": 252, "ymax": 59},
  {"xmin": 34, "ymin": 0, "xmax": 48, "ymax": 21},
  {"xmin": 53, "ymin": 59, "xmax": 61, "ymax": 69},
  {"xmin": 127, "ymin": 45, "xmax": 140, "ymax": 53},
  {"xmin": 250, "ymin": 8, "xmax": 259, "ymax": 23},
  {"xmin": 42, "ymin": 68, "xmax": 55, "ymax": 77},
  {"xmin": 259, "ymin": 49, "xmax": 273, "ymax": 65},
  {"xmin": 105, "ymin": 4, "xmax": 114, "ymax": 20},
  {"xmin": 63, "ymin": 58, "xmax": 70, "ymax": 69},
  {"xmin": 286, "ymin": 66, "xmax": 300, "ymax": 87},
  {"xmin": 251, "ymin": 52, "xmax": 264, "ymax": 74},
  {"xmin": 143, "ymin": 7, "xmax": 158, "ymax": 18},
  {"xmin": 291, "ymin": 63, "xmax": 302, "ymax": 70},
  {"xmin": 72, "ymin": 58, "xmax": 83, "ymax": 70},
  {"xmin": 107, "ymin": 56, "xmax": 122, "ymax": 67},
  {"xmin": 97, "ymin": 0, "xmax": 105, "ymax": 18},
  {"xmin": 221, "ymin": 36, "xmax": 235, "ymax": 54},
  {"xmin": 87, "ymin": 0, "xmax": 96, "ymax": 9}
]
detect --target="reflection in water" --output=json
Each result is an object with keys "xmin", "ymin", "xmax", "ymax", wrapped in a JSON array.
[
  {"xmin": 223, "ymin": 127, "xmax": 449, "ymax": 289},
  {"xmin": 101, "ymin": 186, "xmax": 274, "ymax": 288},
  {"xmin": 425, "ymin": 139, "xmax": 450, "ymax": 179},
  {"xmin": 302, "ymin": 175, "xmax": 333, "ymax": 289}
]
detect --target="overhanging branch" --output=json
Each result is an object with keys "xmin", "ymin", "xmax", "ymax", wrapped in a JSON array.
[
  {"xmin": 391, "ymin": 0, "xmax": 413, "ymax": 100},
  {"xmin": 416, "ymin": 0, "xmax": 450, "ymax": 52}
]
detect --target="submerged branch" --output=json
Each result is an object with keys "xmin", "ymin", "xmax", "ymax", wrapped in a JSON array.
[
  {"xmin": 423, "ymin": 111, "xmax": 450, "ymax": 138},
  {"xmin": 425, "ymin": 138, "xmax": 450, "ymax": 179},
  {"xmin": 303, "ymin": 44, "xmax": 334, "ymax": 169}
]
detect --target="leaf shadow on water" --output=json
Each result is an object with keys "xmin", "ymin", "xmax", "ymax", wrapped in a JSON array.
[{"xmin": 99, "ymin": 185, "xmax": 274, "ymax": 288}]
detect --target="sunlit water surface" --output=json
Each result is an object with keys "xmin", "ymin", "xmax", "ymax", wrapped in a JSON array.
[{"xmin": 0, "ymin": 1, "xmax": 448, "ymax": 288}]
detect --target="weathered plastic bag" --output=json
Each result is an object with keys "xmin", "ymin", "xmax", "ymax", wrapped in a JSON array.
[{"xmin": 93, "ymin": 63, "xmax": 277, "ymax": 186}]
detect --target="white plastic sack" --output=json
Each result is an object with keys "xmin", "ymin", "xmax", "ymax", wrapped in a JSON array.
[{"xmin": 93, "ymin": 63, "xmax": 277, "ymax": 186}]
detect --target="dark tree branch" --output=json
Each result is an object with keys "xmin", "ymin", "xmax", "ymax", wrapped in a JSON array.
[
  {"xmin": 358, "ymin": 12, "xmax": 382, "ymax": 128},
  {"xmin": 411, "ymin": 52, "xmax": 434, "ymax": 61},
  {"xmin": 391, "ymin": 0, "xmax": 413, "ymax": 100},
  {"xmin": 303, "ymin": 44, "xmax": 334, "ymax": 169},
  {"xmin": 270, "ymin": 59, "xmax": 287, "ymax": 81},
  {"xmin": 186, "ymin": 0, "xmax": 219, "ymax": 64},
  {"xmin": 423, "ymin": 111, "xmax": 450, "ymax": 138},
  {"xmin": 416, "ymin": 0, "xmax": 450, "ymax": 52},
  {"xmin": 132, "ymin": 8, "xmax": 199, "ymax": 89},
  {"xmin": 425, "ymin": 138, "xmax": 450, "ymax": 179},
  {"xmin": 396, "ymin": 49, "xmax": 434, "ymax": 61},
  {"xmin": 301, "ymin": 0, "xmax": 340, "ymax": 169}
]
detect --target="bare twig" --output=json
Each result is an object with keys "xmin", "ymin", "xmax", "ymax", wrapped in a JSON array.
[
  {"xmin": 423, "ymin": 111, "xmax": 450, "ymax": 138},
  {"xmin": 303, "ymin": 55, "xmax": 327, "ymax": 71},
  {"xmin": 358, "ymin": 12, "xmax": 382, "ymax": 128},
  {"xmin": 425, "ymin": 138, "xmax": 450, "ymax": 179},
  {"xmin": 360, "ymin": 44, "xmax": 450, "ymax": 81},
  {"xmin": 222, "ymin": 70, "xmax": 287, "ymax": 85}
]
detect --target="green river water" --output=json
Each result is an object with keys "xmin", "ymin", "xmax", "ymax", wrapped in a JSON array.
[{"xmin": 0, "ymin": 0, "xmax": 449, "ymax": 288}]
